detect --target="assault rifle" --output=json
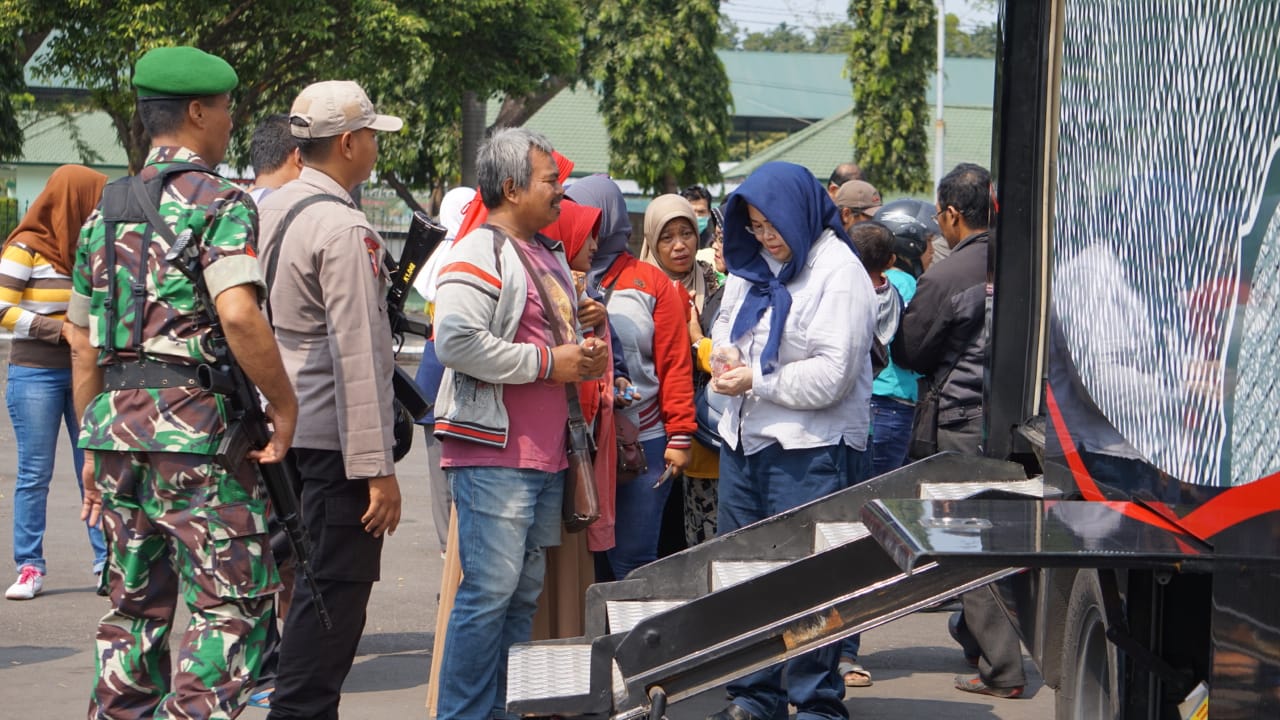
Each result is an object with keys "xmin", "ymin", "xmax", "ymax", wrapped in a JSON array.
[
  {"xmin": 166, "ymin": 230, "xmax": 333, "ymax": 631},
  {"xmin": 386, "ymin": 211, "xmax": 447, "ymax": 423}
]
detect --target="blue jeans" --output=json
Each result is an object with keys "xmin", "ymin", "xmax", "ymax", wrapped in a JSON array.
[
  {"xmin": 6, "ymin": 364, "xmax": 107, "ymax": 574},
  {"xmin": 718, "ymin": 441, "xmax": 859, "ymax": 720},
  {"xmin": 870, "ymin": 396, "xmax": 915, "ymax": 477},
  {"xmin": 437, "ymin": 465, "xmax": 563, "ymax": 720},
  {"xmin": 605, "ymin": 436, "xmax": 672, "ymax": 579}
]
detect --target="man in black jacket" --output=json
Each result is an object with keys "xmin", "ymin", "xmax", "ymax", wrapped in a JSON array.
[
  {"xmin": 893, "ymin": 163, "xmax": 1026, "ymax": 699},
  {"xmin": 894, "ymin": 162, "xmax": 992, "ymax": 454}
]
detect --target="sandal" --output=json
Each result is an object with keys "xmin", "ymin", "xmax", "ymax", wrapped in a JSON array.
[
  {"xmin": 954, "ymin": 674, "xmax": 1023, "ymax": 698},
  {"xmin": 838, "ymin": 660, "xmax": 873, "ymax": 687}
]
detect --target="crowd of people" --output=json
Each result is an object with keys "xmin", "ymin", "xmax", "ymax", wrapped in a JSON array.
[{"xmin": 0, "ymin": 44, "xmax": 1022, "ymax": 718}]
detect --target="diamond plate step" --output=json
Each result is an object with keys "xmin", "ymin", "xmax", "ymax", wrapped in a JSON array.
[
  {"xmin": 606, "ymin": 599, "xmax": 689, "ymax": 633},
  {"xmin": 919, "ymin": 478, "xmax": 1046, "ymax": 500},
  {"xmin": 814, "ymin": 521, "xmax": 871, "ymax": 551},
  {"xmin": 506, "ymin": 643, "xmax": 592, "ymax": 704},
  {"xmin": 710, "ymin": 560, "xmax": 790, "ymax": 591}
]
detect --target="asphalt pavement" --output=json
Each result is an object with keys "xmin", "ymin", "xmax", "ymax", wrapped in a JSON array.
[{"xmin": 0, "ymin": 344, "xmax": 1053, "ymax": 719}]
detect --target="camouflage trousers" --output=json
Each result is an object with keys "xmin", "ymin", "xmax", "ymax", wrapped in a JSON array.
[{"xmin": 88, "ymin": 450, "xmax": 280, "ymax": 720}]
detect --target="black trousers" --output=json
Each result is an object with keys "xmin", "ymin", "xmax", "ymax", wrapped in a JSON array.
[
  {"xmin": 958, "ymin": 584, "xmax": 1026, "ymax": 688},
  {"xmin": 267, "ymin": 448, "xmax": 384, "ymax": 720}
]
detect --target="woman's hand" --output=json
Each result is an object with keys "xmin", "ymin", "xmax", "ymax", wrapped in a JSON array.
[
  {"xmin": 578, "ymin": 297, "xmax": 606, "ymax": 328},
  {"xmin": 663, "ymin": 446, "xmax": 691, "ymax": 473},
  {"xmin": 688, "ymin": 304, "xmax": 704, "ymax": 342},
  {"xmin": 614, "ymin": 377, "xmax": 639, "ymax": 407},
  {"xmin": 711, "ymin": 366, "xmax": 752, "ymax": 396}
]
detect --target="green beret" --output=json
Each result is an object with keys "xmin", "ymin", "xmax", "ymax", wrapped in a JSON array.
[{"xmin": 134, "ymin": 46, "xmax": 238, "ymax": 99}]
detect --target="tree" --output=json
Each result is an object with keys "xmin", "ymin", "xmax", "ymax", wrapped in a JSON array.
[
  {"xmin": 0, "ymin": 37, "xmax": 25, "ymax": 160},
  {"xmin": 847, "ymin": 0, "xmax": 936, "ymax": 192},
  {"xmin": 5, "ymin": 0, "xmax": 581, "ymax": 212},
  {"xmin": 11, "ymin": 1, "xmax": 428, "ymax": 173},
  {"xmin": 373, "ymin": 0, "xmax": 582, "ymax": 204},
  {"xmin": 811, "ymin": 22, "xmax": 854, "ymax": 54},
  {"xmin": 741, "ymin": 22, "xmax": 810, "ymax": 52},
  {"xmin": 716, "ymin": 15, "xmax": 743, "ymax": 50},
  {"xmin": 585, "ymin": 0, "xmax": 733, "ymax": 194},
  {"xmin": 946, "ymin": 13, "xmax": 996, "ymax": 58}
]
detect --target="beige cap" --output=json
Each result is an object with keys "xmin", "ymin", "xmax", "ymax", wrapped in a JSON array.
[
  {"xmin": 289, "ymin": 80, "xmax": 403, "ymax": 139},
  {"xmin": 835, "ymin": 180, "xmax": 882, "ymax": 214}
]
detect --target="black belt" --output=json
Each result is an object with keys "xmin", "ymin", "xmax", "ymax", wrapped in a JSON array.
[{"xmin": 102, "ymin": 361, "xmax": 203, "ymax": 390}]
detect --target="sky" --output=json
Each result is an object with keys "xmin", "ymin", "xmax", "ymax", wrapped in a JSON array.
[{"xmin": 721, "ymin": 0, "xmax": 997, "ymax": 35}]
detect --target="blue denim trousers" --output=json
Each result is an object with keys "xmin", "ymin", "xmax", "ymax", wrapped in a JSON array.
[
  {"xmin": 718, "ymin": 441, "xmax": 862, "ymax": 720},
  {"xmin": 605, "ymin": 436, "xmax": 673, "ymax": 579},
  {"xmin": 870, "ymin": 396, "xmax": 916, "ymax": 477},
  {"xmin": 437, "ymin": 465, "xmax": 563, "ymax": 720},
  {"xmin": 6, "ymin": 364, "xmax": 107, "ymax": 574}
]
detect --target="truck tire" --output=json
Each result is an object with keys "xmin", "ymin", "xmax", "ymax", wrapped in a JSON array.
[{"xmin": 1056, "ymin": 569, "xmax": 1121, "ymax": 720}]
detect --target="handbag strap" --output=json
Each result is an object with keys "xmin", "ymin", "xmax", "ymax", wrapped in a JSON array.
[{"xmin": 492, "ymin": 225, "xmax": 590, "ymax": 427}]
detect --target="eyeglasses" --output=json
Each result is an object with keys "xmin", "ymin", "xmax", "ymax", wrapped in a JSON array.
[
  {"xmin": 745, "ymin": 222, "xmax": 779, "ymax": 239},
  {"xmin": 933, "ymin": 206, "xmax": 952, "ymax": 222}
]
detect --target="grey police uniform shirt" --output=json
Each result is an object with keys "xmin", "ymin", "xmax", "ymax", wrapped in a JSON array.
[{"xmin": 258, "ymin": 166, "xmax": 396, "ymax": 479}]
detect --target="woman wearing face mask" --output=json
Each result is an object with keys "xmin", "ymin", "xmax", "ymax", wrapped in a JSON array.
[
  {"xmin": 706, "ymin": 162, "xmax": 877, "ymax": 720},
  {"xmin": 565, "ymin": 176, "xmax": 696, "ymax": 581}
]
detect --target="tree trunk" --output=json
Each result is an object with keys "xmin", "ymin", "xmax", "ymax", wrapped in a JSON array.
[
  {"xmin": 384, "ymin": 170, "xmax": 427, "ymax": 215},
  {"xmin": 491, "ymin": 76, "xmax": 569, "ymax": 129},
  {"xmin": 459, "ymin": 91, "xmax": 486, "ymax": 188},
  {"xmin": 663, "ymin": 171, "xmax": 678, "ymax": 194}
]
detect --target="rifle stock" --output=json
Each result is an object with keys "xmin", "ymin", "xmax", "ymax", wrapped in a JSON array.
[{"xmin": 386, "ymin": 211, "xmax": 447, "ymax": 423}]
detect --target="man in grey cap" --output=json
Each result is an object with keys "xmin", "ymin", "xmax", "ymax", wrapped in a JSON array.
[
  {"xmin": 258, "ymin": 80, "xmax": 404, "ymax": 720},
  {"xmin": 835, "ymin": 179, "xmax": 883, "ymax": 233}
]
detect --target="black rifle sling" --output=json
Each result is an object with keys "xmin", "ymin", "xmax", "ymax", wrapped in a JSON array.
[
  {"xmin": 99, "ymin": 163, "xmax": 217, "ymax": 357},
  {"xmin": 260, "ymin": 193, "xmax": 349, "ymax": 324}
]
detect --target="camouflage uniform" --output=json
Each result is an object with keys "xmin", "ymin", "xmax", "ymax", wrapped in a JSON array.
[{"xmin": 68, "ymin": 146, "xmax": 280, "ymax": 719}]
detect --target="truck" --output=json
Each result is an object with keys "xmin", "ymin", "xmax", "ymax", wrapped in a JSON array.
[{"xmin": 502, "ymin": 1, "xmax": 1280, "ymax": 718}]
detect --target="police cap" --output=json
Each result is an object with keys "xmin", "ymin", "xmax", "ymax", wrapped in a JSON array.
[{"xmin": 134, "ymin": 46, "xmax": 238, "ymax": 99}]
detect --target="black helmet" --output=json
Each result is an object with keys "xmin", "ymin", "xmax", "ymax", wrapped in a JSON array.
[{"xmin": 874, "ymin": 199, "xmax": 936, "ymax": 277}]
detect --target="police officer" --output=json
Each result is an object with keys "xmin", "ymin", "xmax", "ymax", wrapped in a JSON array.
[
  {"xmin": 68, "ymin": 46, "xmax": 299, "ymax": 717},
  {"xmin": 257, "ymin": 80, "xmax": 403, "ymax": 720}
]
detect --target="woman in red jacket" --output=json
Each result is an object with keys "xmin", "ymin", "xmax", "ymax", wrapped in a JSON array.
[{"xmin": 566, "ymin": 175, "xmax": 696, "ymax": 580}]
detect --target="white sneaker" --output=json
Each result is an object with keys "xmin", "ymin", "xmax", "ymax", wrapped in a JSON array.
[{"xmin": 5, "ymin": 565, "xmax": 44, "ymax": 600}]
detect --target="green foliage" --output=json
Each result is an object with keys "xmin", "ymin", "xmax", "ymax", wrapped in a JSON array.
[
  {"xmin": 376, "ymin": 0, "xmax": 581, "ymax": 191},
  {"xmin": 718, "ymin": 19, "xmax": 853, "ymax": 54},
  {"xmin": 585, "ymin": 0, "xmax": 733, "ymax": 194},
  {"xmin": 847, "ymin": 0, "xmax": 935, "ymax": 193},
  {"xmin": 6, "ymin": 0, "xmax": 580, "ymax": 195},
  {"xmin": 742, "ymin": 22, "xmax": 810, "ymax": 53},
  {"xmin": 716, "ymin": 15, "xmax": 741, "ymax": 49},
  {"xmin": 946, "ymin": 13, "xmax": 996, "ymax": 58},
  {"xmin": 725, "ymin": 129, "xmax": 789, "ymax": 163},
  {"xmin": 12, "ymin": 0, "xmax": 429, "ymax": 171},
  {"xmin": 811, "ymin": 22, "xmax": 855, "ymax": 54}
]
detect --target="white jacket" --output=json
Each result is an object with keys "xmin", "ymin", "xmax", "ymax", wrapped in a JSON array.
[{"xmin": 712, "ymin": 230, "xmax": 876, "ymax": 454}]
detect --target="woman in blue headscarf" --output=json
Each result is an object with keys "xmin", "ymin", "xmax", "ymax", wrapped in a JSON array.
[{"xmin": 706, "ymin": 162, "xmax": 877, "ymax": 720}]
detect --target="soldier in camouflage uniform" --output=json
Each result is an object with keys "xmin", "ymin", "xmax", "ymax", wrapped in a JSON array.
[{"xmin": 66, "ymin": 46, "xmax": 299, "ymax": 720}]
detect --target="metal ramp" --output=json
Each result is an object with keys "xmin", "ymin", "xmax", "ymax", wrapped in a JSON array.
[{"xmin": 506, "ymin": 453, "xmax": 1050, "ymax": 719}]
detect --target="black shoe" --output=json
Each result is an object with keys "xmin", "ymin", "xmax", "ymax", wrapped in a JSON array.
[{"xmin": 706, "ymin": 703, "xmax": 764, "ymax": 720}]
